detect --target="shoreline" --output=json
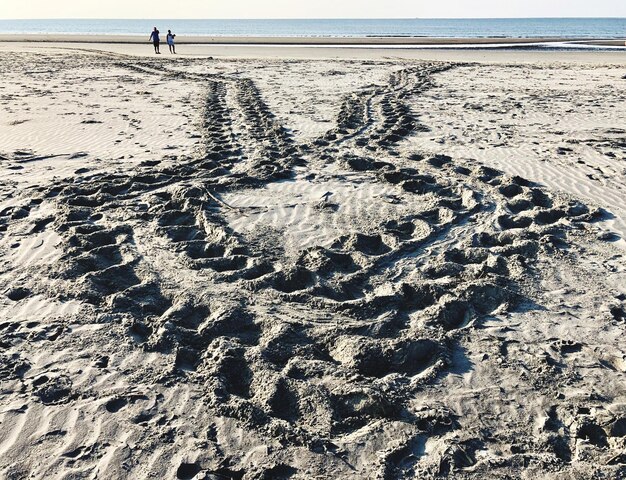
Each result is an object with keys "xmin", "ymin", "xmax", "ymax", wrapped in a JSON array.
[
  {"xmin": 2, "ymin": 41, "xmax": 625, "ymax": 64},
  {"xmin": 0, "ymin": 33, "xmax": 624, "ymax": 46}
]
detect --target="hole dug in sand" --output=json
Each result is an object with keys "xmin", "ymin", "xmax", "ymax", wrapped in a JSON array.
[
  {"xmin": 5, "ymin": 287, "xmax": 31, "ymax": 301},
  {"xmin": 272, "ymin": 266, "xmax": 316, "ymax": 293},
  {"xmin": 432, "ymin": 299, "xmax": 474, "ymax": 331},
  {"xmin": 330, "ymin": 336, "xmax": 441, "ymax": 379},
  {"xmin": 105, "ymin": 397, "xmax": 128, "ymax": 413},
  {"xmin": 337, "ymin": 232, "xmax": 393, "ymax": 256},
  {"xmin": 176, "ymin": 462, "xmax": 202, "ymax": 480}
]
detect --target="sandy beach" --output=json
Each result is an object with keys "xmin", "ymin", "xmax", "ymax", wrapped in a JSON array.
[
  {"xmin": 0, "ymin": 40, "xmax": 625, "ymax": 479},
  {"xmin": 1, "ymin": 34, "xmax": 625, "ymax": 46}
]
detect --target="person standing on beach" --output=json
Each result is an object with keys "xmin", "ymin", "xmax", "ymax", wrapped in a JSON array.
[
  {"xmin": 149, "ymin": 27, "xmax": 161, "ymax": 54},
  {"xmin": 166, "ymin": 30, "xmax": 176, "ymax": 54}
]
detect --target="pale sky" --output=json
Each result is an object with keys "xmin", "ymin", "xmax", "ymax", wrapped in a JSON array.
[{"xmin": 1, "ymin": 0, "xmax": 625, "ymax": 19}]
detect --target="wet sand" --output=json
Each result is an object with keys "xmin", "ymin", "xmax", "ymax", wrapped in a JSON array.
[{"xmin": 1, "ymin": 33, "xmax": 624, "ymax": 46}]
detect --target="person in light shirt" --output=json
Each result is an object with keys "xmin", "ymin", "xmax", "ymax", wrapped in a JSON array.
[{"xmin": 166, "ymin": 30, "xmax": 176, "ymax": 54}]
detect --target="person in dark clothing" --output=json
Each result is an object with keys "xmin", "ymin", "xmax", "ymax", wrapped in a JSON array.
[{"xmin": 149, "ymin": 27, "xmax": 161, "ymax": 54}]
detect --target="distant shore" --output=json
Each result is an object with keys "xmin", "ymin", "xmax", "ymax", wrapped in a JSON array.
[{"xmin": 0, "ymin": 33, "xmax": 624, "ymax": 46}]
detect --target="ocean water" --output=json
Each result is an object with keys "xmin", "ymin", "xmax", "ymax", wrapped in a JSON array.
[{"xmin": 0, "ymin": 18, "xmax": 625, "ymax": 38}]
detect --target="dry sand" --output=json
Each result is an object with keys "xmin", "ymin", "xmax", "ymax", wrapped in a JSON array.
[{"xmin": 0, "ymin": 43, "xmax": 625, "ymax": 479}]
